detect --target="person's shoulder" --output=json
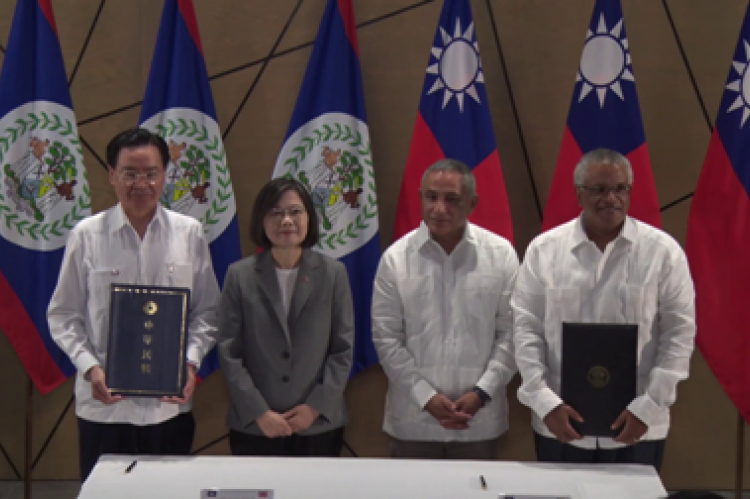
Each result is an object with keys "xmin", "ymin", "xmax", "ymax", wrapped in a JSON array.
[
  {"xmin": 632, "ymin": 218, "xmax": 685, "ymax": 257},
  {"xmin": 227, "ymin": 254, "xmax": 259, "ymax": 274},
  {"xmin": 223, "ymin": 255, "xmax": 259, "ymax": 286},
  {"xmin": 374, "ymin": 230, "xmax": 416, "ymax": 274},
  {"xmin": 69, "ymin": 207, "xmax": 112, "ymax": 237},
  {"xmin": 162, "ymin": 207, "xmax": 202, "ymax": 232},
  {"xmin": 527, "ymin": 218, "xmax": 577, "ymax": 252},
  {"xmin": 308, "ymin": 251, "xmax": 348, "ymax": 277},
  {"xmin": 382, "ymin": 227, "xmax": 420, "ymax": 258},
  {"xmin": 468, "ymin": 223, "xmax": 515, "ymax": 251},
  {"xmin": 312, "ymin": 250, "xmax": 339, "ymax": 266}
]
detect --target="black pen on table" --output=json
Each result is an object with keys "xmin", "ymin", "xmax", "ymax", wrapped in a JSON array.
[
  {"xmin": 480, "ymin": 475, "xmax": 487, "ymax": 491},
  {"xmin": 125, "ymin": 460, "xmax": 137, "ymax": 473}
]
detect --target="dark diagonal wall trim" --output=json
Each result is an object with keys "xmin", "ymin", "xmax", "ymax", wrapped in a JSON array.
[
  {"xmin": 78, "ymin": 101, "xmax": 142, "ymax": 127},
  {"xmin": 486, "ymin": 0, "xmax": 543, "ymax": 222},
  {"xmin": 222, "ymin": 1, "xmax": 303, "ymax": 141},
  {"xmin": 68, "ymin": 0, "xmax": 105, "ymax": 88},
  {"xmin": 660, "ymin": 192, "xmax": 693, "ymax": 212},
  {"xmin": 192, "ymin": 432, "xmax": 228, "ymax": 455},
  {"xmin": 76, "ymin": 1, "xmax": 438, "ymax": 131},
  {"xmin": 357, "ymin": 0, "xmax": 435, "ymax": 29},
  {"xmin": 662, "ymin": 0, "xmax": 713, "ymax": 133},
  {"xmin": 80, "ymin": 134, "xmax": 107, "ymax": 169},
  {"xmin": 0, "ymin": 439, "xmax": 21, "ymax": 480},
  {"xmin": 31, "ymin": 396, "xmax": 74, "ymax": 471},
  {"xmin": 657, "ymin": 0, "xmax": 711, "ymax": 213}
]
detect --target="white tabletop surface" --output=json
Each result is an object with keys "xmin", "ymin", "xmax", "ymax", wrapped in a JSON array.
[{"xmin": 78, "ymin": 454, "xmax": 668, "ymax": 499}]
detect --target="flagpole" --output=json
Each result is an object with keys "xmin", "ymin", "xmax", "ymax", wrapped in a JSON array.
[
  {"xmin": 736, "ymin": 411, "xmax": 745, "ymax": 499},
  {"xmin": 24, "ymin": 376, "xmax": 33, "ymax": 499}
]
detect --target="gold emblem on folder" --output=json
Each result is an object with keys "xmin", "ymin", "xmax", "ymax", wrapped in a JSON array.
[
  {"xmin": 144, "ymin": 301, "xmax": 158, "ymax": 315},
  {"xmin": 588, "ymin": 366, "xmax": 610, "ymax": 388}
]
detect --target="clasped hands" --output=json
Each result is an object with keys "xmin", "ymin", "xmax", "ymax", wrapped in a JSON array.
[
  {"xmin": 256, "ymin": 405, "xmax": 320, "ymax": 438},
  {"xmin": 425, "ymin": 392, "xmax": 484, "ymax": 430}
]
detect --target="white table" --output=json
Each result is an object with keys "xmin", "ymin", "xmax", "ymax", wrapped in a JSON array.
[{"xmin": 79, "ymin": 455, "xmax": 668, "ymax": 499}]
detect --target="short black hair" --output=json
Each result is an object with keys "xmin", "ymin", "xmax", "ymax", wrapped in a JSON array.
[
  {"xmin": 106, "ymin": 128, "xmax": 170, "ymax": 169},
  {"xmin": 250, "ymin": 177, "xmax": 320, "ymax": 249}
]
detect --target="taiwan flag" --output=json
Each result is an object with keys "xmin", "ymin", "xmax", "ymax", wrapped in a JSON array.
[
  {"xmin": 686, "ymin": 4, "xmax": 750, "ymax": 423},
  {"xmin": 542, "ymin": 0, "xmax": 660, "ymax": 231},
  {"xmin": 0, "ymin": 0, "xmax": 91, "ymax": 393},
  {"xmin": 272, "ymin": 0, "xmax": 380, "ymax": 376},
  {"xmin": 393, "ymin": 0, "xmax": 513, "ymax": 243},
  {"xmin": 140, "ymin": 0, "xmax": 241, "ymax": 379}
]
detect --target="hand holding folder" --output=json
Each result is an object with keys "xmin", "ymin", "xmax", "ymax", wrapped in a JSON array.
[
  {"xmin": 160, "ymin": 363, "xmax": 197, "ymax": 405},
  {"xmin": 88, "ymin": 365, "xmax": 123, "ymax": 405},
  {"xmin": 611, "ymin": 408, "xmax": 648, "ymax": 445},
  {"xmin": 543, "ymin": 404, "xmax": 584, "ymax": 443}
]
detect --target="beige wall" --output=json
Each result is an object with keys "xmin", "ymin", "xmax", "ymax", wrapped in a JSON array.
[{"xmin": 0, "ymin": 0, "xmax": 746, "ymax": 490}]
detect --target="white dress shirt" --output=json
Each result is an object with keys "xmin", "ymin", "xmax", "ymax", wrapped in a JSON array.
[
  {"xmin": 275, "ymin": 267, "xmax": 298, "ymax": 345},
  {"xmin": 372, "ymin": 222, "xmax": 518, "ymax": 442},
  {"xmin": 48, "ymin": 204, "xmax": 220, "ymax": 425},
  {"xmin": 275, "ymin": 267, "xmax": 298, "ymax": 318},
  {"xmin": 512, "ymin": 216, "xmax": 696, "ymax": 449}
]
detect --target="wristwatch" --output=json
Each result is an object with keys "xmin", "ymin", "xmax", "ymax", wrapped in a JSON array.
[{"xmin": 472, "ymin": 386, "xmax": 491, "ymax": 406}]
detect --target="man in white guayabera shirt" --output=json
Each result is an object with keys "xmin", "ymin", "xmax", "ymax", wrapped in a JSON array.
[
  {"xmin": 47, "ymin": 129, "xmax": 219, "ymax": 481},
  {"xmin": 512, "ymin": 148, "xmax": 695, "ymax": 471},
  {"xmin": 372, "ymin": 158, "xmax": 519, "ymax": 459}
]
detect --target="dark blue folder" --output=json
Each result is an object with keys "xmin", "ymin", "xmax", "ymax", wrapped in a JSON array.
[
  {"xmin": 561, "ymin": 322, "xmax": 638, "ymax": 437},
  {"xmin": 105, "ymin": 284, "xmax": 190, "ymax": 397}
]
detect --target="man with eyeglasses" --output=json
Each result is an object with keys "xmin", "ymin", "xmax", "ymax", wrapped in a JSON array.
[
  {"xmin": 47, "ymin": 128, "xmax": 219, "ymax": 481},
  {"xmin": 372, "ymin": 158, "xmax": 519, "ymax": 460},
  {"xmin": 511, "ymin": 148, "xmax": 695, "ymax": 470}
]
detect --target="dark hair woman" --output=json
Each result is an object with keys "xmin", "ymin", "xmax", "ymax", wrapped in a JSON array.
[{"xmin": 218, "ymin": 177, "xmax": 354, "ymax": 456}]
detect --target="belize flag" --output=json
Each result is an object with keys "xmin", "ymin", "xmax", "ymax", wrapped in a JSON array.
[
  {"xmin": 139, "ymin": 0, "xmax": 241, "ymax": 379},
  {"xmin": 542, "ymin": 0, "xmax": 660, "ymax": 231},
  {"xmin": 0, "ymin": 0, "xmax": 91, "ymax": 394},
  {"xmin": 686, "ymin": 4, "xmax": 750, "ymax": 423},
  {"xmin": 393, "ymin": 0, "xmax": 513, "ymax": 243},
  {"xmin": 273, "ymin": 0, "xmax": 380, "ymax": 376}
]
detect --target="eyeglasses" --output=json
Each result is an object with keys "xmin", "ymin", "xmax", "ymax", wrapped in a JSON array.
[
  {"xmin": 577, "ymin": 184, "xmax": 632, "ymax": 198},
  {"xmin": 118, "ymin": 170, "xmax": 162, "ymax": 186},
  {"xmin": 267, "ymin": 206, "xmax": 306, "ymax": 221}
]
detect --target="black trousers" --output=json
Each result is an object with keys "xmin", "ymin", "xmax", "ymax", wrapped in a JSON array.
[
  {"xmin": 78, "ymin": 411, "xmax": 195, "ymax": 482},
  {"xmin": 534, "ymin": 433, "xmax": 666, "ymax": 472},
  {"xmin": 229, "ymin": 427, "xmax": 345, "ymax": 457}
]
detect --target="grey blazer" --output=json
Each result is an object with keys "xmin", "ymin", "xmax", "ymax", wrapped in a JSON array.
[{"xmin": 218, "ymin": 249, "xmax": 354, "ymax": 436}]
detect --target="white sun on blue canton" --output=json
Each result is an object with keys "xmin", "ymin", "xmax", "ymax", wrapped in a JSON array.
[
  {"xmin": 577, "ymin": 14, "xmax": 634, "ymax": 108},
  {"xmin": 426, "ymin": 18, "xmax": 484, "ymax": 113},
  {"xmin": 725, "ymin": 40, "xmax": 750, "ymax": 127}
]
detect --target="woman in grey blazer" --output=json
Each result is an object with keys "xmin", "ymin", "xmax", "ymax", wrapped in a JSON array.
[{"xmin": 218, "ymin": 178, "xmax": 354, "ymax": 456}]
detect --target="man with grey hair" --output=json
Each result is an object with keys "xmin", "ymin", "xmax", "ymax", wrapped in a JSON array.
[
  {"xmin": 512, "ymin": 148, "xmax": 695, "ymax": 470},
  {"xmin": 372, "ymin": 158, "xmax": 518, "ymax": 459}
]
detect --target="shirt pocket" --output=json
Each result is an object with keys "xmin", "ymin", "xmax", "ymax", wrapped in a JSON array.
[
  {"xmin": 623, "ymin": 283, "xmax": 657, "ymax": 325},
  {"xmin": 623, "ymin": 282, "xmax": 658, "ymax": 368},
  {"xmin": 460, "ymin": 274, "xmax": 501, "ymax": 322},
  {"xmin": 89, "ymin": 269, "xmax": 118, "ymax": 302},
  {"xmin": 87, "ymin": 269, "xmax": 119, "ymax": 354},
  {"xmin": 166, "ymin": 263, "xmax": 193, "ymax": 289},
  {"xmin": 399, "ymin": 276, "xmax": 433, "ymax": 335},
  {"xmin": 457, "ymin": 275, "xmax": 501, "ymax": 360},
  {"xmin": 544, "ymin": 287, "xmax": 580, "ymax": 372}
]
